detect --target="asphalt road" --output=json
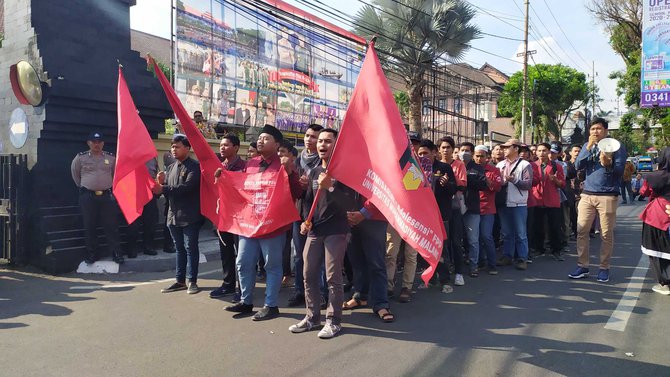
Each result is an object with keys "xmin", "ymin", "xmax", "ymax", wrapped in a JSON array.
[{"xmin": 1, "ymin": 203, "xmax": 669, "ymax": 377}]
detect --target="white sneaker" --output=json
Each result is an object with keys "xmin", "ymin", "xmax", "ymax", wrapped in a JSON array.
[
  {"xmin": 289, "ymin": 318, "xmax": 316, "ymax": 333},
  {"xmin": 441, "ymin": 284, "xmax": 454, "ymax": 294},
  {"xmin": 317, "ymin": 320, "xmax": 341, "ymax": 339},
  {"xmin": 454, "ymin": 274, "xmax": 465, "ymax": 286},
  {"xmin": 652, "ymin": 284, "xmax": 670, "ymax": 296}
]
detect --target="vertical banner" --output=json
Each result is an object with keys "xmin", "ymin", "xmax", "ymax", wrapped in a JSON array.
[{"xmin": 641, "ymin": 2, "xmax": 670, "ymax": 108}]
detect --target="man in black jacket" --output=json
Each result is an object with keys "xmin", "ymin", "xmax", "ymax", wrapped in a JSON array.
[
  {"xmin": 417, "ymin": 139, "xmax": 457, "ymax": 293},
  {"xmin": 154, "ymin": 134, "xmax": 203, "ymax": 295},
  {"xmin": 459, "ymin": 142, "xmax": 488, "ymax": 277}
]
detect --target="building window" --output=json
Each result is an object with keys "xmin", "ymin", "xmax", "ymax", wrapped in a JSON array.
[
  {"xmin": 454, "ymin": 97, "xmax": 462, "ymax": 113},
  {"xmin": 422, "ymin": 99, "xmax": 430, "ymax": 115},
  {"xmin": 438, "ymin": 98, "xmax": 445, "ymax": 110}
]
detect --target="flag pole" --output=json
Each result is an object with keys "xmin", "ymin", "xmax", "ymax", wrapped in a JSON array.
[{"xmin": 304, "ymin": 38, "xmax": 377, "ymax": 227}]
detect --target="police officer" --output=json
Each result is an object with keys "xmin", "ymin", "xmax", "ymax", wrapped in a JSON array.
[{"xmin": 71, "ymin": 131, "xmax": 123, "ymax": 264}]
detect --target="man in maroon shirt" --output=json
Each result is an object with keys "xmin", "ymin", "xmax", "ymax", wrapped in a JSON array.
[{"xmin": 224, "ymin": 125, "xmax": 302, "ymax": 321}]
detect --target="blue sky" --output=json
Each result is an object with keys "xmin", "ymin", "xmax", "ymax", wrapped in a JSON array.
[{"xmin": 130, "ymin": 0, "xmax": 624, "ymax": 112}]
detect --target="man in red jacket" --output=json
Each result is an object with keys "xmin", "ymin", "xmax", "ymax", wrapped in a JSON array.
[
  {"xmin": 475, "ymin": 145, "xmax": 502, "ymax": 274},
  {"xmin": 531, "ymin": 143, "xmax": 566, "ymax": 261}
]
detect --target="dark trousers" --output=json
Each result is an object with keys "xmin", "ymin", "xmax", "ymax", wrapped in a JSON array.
[
  {"xmin": 163, "ymin": 199, "xmax": 174, "ymax": 251},
  {"xmin": 218, "ymin": 231, "xmax": 238, "ymax": 288},
  {"xmin": 79, "ymin": 190, "xmax": 121, "ymax": 257},
  {"xmin": 650, "ymin": 256, "xmax": 670, "ymax": 286},
  {"xmin": 126, "ymin": 197, "xmax": 159, "ymax": 252},
  {"xmin": 283, "ymin": 227, "xmax": 292, "ymax": 277},
  {"xmin": 436, "ymin": 220, "xmax": 451, "ymax": 285},
  {"xmin": 570, "ymin": 201, "xmax": 578, "ymax": 235},
  {"xmin": 532, "ymin": 207, "xmax": 562, "ymax": 254},
  {"xmin": 448, "ymin": 211, "xmax": 465, "ymax": 275},
  {"xmin": 620, "ymin": 181, "xmax": 634, "ymax": 202},
  {"xmin": 527, "ymin": 207, "xmax": 536, "ymax": 254},
  {"xmin": 346, "ymin": 220, "xmax": 389, "ymax": 312},
  {"xmin": 169, "ymin": 222, "xmax": 202, "ymax": 284}
]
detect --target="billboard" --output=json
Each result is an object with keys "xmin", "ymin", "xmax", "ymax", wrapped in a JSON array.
[
  {"xmin": 641, "ymin": 1, "xmax": 670, "ymax": 108},
  {"xmin": 174, "ymin": 0, "xmax": 365, "ymax": 139}
]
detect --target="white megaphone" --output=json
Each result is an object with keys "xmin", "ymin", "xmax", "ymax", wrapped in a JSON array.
[{"xmin": 597, "ymin": 138, "xmax": 621, "ymax": 156}]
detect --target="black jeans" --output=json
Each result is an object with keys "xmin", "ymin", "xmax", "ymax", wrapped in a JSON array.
[
  {"xmin": 218, "ymin": 231, "xmax": 238, "ymax": 288},
  {"xmin": 532, "ymin": 207, "xmax": 563, "ymax": 254},
  {"xmin": 126, "ymin": 197, "xmax": 159, "ymax": 252}
]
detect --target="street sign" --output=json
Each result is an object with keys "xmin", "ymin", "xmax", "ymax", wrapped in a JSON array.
[{"xmin": 516, "ymin": 50, "xmax": 537, "ymax": 57}]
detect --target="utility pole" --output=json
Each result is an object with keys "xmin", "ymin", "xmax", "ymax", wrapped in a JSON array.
[
  {"xmin": 521, "ymin": 0, "xmax": 530, "ymax": 143},
  {"xmin": 530, "ymin": 79, "xmax": 537, "ymax": 144},
  {"xmin": 592, "ymin": 61, "xmax": 596, "ymax": 118}
]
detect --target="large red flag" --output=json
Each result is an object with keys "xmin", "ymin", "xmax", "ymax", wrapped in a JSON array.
[
  {"xmin": 327, "ymin": 42, "xmax": 445, "ymax": 285},
  {"xmin": 216, "ymin": 167, "xmax": 300, "ymax": 237},
  {"xmin": 149, "ymin": 56, "xmax": 221, "ymax": 227},
  {"xmin": 113, "ymin": 67, "xmax": 157, "ymax": 224}
]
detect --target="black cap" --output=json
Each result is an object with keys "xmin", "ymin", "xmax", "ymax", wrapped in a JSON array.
[
  {"xmin": 407, "ymin": 131, "xmax": 421, "ymax": 142},
  {"xmin": 87, "ymin": 131, "xmax": 103, "ymax": 141},
  {"xmin": 260, "ymin": 124, "xmax": 283, "ymax": 142},
  {"xmin": 550, "ymin": 142, "xmax": 562, "ymax": 154}
]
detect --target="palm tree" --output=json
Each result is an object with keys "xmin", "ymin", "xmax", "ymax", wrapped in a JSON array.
[{"xmin": 352, "ymin": 0, "xmax": 480, "ymax": 134}]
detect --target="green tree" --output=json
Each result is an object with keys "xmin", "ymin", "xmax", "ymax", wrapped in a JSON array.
[
  {"xmin": 147, "ymin": 59, "xmax": 173, "ymax": 82},
  {"xmin": 352, "ymin": 0, "xmax": 480, "ymax": 134},
  {"xmin": 498, "ymin": 64, "xmax": 588, "ymax": 141},
  {"xmin": 393, "ymin": 90, "xmax": 410, "ymax": 118}
]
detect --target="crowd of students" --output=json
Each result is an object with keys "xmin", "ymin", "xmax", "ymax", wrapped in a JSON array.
[{"xmin": 154, "ymin": 117, "xmax": 670, "ymax": 339}]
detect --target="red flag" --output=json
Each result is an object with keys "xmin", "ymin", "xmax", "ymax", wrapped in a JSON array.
[
  {"xmin": 149, "ymin": 56, "xmax": 221, "ymax": 227},
  {"xmin": 215, "ymin": 167, "xmax": 300, "ymax": 237},
  {"xmin": 113, "ymin": 67, "xmax": 158, "ymax": 224},
  {"xmin": 327, "ymin": 43, "xmax": 446, "ymax": 285}
]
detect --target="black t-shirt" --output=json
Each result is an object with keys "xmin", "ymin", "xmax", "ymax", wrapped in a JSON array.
[{"xmin": 304, "ymin": 165, "xmax": 357, "ymax": 236}]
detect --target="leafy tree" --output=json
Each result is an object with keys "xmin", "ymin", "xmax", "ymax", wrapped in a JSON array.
[
  {"xmin": 147, "ymin": 59, "xmax": 173, "ymax": 82},
  {"xmin": 498, "ymin": 64, "xmax": 588, "ymax": 141},
  {"xmin": 352, "ymin": 0, "xmax": 480, "ymax": 134},
  {"xmin": 393, "ymin": 90, "xmax": 410, "ymax": 118}
]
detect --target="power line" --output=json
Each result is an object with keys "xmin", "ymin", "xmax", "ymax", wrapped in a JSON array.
[
  {"xmin": 468, "ymin": 3, "xmax": 524, "ymax": 31},
  {"xmin": 542, "ymin": 0, "xmax": 591, "ymax": 68},
  {"xmin": 528, "ymin": 3, "xmax": 587, "ymax": 71}
]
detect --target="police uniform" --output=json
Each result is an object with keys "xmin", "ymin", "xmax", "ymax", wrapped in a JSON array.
[{"xmin": 70, "ymin": 132, "xmax": 123, "ymax": 264}]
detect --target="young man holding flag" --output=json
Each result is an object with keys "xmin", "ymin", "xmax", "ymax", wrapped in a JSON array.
[
  {"xmin": 224, "ymin": 125, "xmax": 302, "ymax": 321},
  {"xmin": 289, "ymin": 128, "xmax": 355, "ymax": 338}
]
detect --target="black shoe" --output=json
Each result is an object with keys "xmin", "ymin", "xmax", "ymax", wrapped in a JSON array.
[
  {"xmin": 231, "ymin": 292, "xmax": 241, "ymax": 304},
  {"xmin": 287, "ymin": 292, "xmax": 305, "ymax": 307},
  {"xmin": 161, "ymin": 282, "xmax": 187, "ymax": 293},
  {"xmin": 252, "ymin": 306, "xmax": 279, "ymax": 321},
  {"xmin": 84, "ymin": 254, "xmax": 97, "ymax": 265},
  {"xmin": 552, "ymin": 252, "xmax": 565, "ymax": 262},
  {"xmin": 113, "ymin": 253, "xmax": 125, "ymax": 264},
  {"xmin": 127, "ymin": 250, "xmax": 138, "ymax": 259},
  {"xmin": 224, "ymin": 302, "xmax": 253, "ymax": 313},
  {"xmin": 343, "ymin": 283, "xmax": 352, "ymax": 293},
  {"xmin": 210, "ymin": 285, "xmax": 236, "ymax": 298},
  {"xmin": 163, "ymin": 247, "xmax": 176, "ymax": 254},
  {"xmin": 143, "ymin": 248, "xmax": 158, "ymax": 256}
]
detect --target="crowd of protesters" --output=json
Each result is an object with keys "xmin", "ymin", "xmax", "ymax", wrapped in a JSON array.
[{"xmin": 75, "ymin": 114, "xmax": 670, "ymax": 339}]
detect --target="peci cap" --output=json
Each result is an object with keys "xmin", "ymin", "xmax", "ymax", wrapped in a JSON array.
[
  {"xmin": 260, "ymin": 124, "xmax": 283, "ymax": 143},
  {"xmin": 407, "ymin": 131, "xmax": 421, "ymax": 142},
  {"xmin": 474, "ymin": 145, "xmax": 489, "ymax": 153},
  {"xmin": 87, "ymin": 131, "xmax": 103, "ymax": 141}
]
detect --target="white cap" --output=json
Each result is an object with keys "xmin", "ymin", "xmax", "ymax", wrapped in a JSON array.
[{"xmin": 474, "ymin": 145, "xmax": 489, "ymax": 153}]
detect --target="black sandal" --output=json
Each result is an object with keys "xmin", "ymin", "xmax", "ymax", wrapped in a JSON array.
[{"xmin": 376, "ymin": 308, "xmax": 395, "ymax": 323}]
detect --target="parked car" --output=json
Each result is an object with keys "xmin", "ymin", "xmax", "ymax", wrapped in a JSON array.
[{"xmin": 637, "ymin": 156, "xmax": 653, "ymax": 172}]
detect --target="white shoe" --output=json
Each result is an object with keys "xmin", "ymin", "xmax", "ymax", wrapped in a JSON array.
[
  {"xmin": 317, "ymin": 320, "xmax": 341, "ymax": 339},
  {"xmin": 454, "ymin": 274, "xmax": 465, "ymax": 286},
  {"xmin": 652, "ymin": 284, "xmax": 670, "ymax": 296},
  {"xmin": 441, "ymin": 284, "xmax": 454, "ymax": 294},
  {"xmin": 289, "ymin": 318, "xmax": 316, "ymax": 333}
]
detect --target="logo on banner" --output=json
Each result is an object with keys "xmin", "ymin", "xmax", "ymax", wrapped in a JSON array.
[{"xmin": 398, "ymin": 143, "xmax": 425, "ymax": 191}]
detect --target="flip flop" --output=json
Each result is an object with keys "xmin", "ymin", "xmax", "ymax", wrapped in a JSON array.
[
  {"xmin": 376, "ymin": 308, "xmax": 395, "ymax": 323},
  {"xmin": 342, "ymin": 297, "xmax": 367, "ymax": 310}
]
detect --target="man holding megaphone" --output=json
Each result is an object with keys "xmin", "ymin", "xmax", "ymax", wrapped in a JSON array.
[{"xmin": 568, "ymin": 118, "xmax": 627, "ymax": 283}]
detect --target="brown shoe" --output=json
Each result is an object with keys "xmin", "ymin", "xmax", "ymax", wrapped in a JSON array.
[
  {"xmin": 398, "ymin": 288, "xmax": 412, "ymax": 303},
  {"xmin": 516, "ymin": 260, "xmax": 527, "ymax": 270},
  {"xmin": 497, "ymin": 255, "xmax": 512, "ymax": 266}
]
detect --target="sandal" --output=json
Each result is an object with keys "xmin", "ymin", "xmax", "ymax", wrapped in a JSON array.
[
  {"xmin": 342, "ymin": 297, "xmax": 367, "ymax": 310},
  {"xmin": 376, "ymin": 308, "xmax": 395, "ymax": 323}
]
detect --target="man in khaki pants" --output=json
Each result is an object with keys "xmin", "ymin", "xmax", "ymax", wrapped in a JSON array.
[{"xmin": 568, "ymin": 118, "xmax": 627, "ymax": 283}]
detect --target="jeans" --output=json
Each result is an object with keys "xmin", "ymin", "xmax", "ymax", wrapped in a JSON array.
[
  {"xmin": 499, "ymin": 206, "xmax": 529, "ymax": 261},
  {"xmin": 237, "ymin": 233, "xmax": 286, "ymax": 307},
  {"xmin": 346, "ymin": 220, "xmax": 389, "ymax": 312},
  {"xmin": 168, "ymin": 222, "xmax": 202, "ymax": 284},
  {"xmin": 479, "ymin": 214, "xmax": 496, "ymax": 269},
  {"xmin": 463, "ymin": 213, "xmax": 481, "ymax": 269},
  {"xmin": 292, "ymin": 221, "xmax": 327, "ymax": 297},
  {"xmin": 620, "ymin": 181, "xmax": 634, "ymax": 202}
]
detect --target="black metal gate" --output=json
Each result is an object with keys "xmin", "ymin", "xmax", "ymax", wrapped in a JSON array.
[{"xmin": 0, "ymin": 154, "xmax": 28, "ymax": 264}]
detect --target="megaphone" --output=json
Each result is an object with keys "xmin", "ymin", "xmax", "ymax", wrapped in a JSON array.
[{"xmin": 597, "ymin": 138, "xmax": 621, "ymax": 156}]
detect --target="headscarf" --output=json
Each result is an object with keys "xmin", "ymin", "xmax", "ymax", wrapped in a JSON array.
[{"xmin": 646, "ymin": 147, "xmax": 670, "ymax": 198}]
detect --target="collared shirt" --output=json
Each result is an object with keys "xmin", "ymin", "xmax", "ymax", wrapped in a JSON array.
[
  {"xmin": 164, "ymin": 157, "xmax": 202, "ymax": 226},
  {"xmin": 223, "ymin": 155, "xmax": 246, "ymax": 172},
  {"xmin": 71, "ymin": 151, "xmax": 115, "ymax": 191}
]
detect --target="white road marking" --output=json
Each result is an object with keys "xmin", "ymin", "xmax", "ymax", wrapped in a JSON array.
[
  {"xmin": 604, "ymin": 255, "xmax": 649, "ymax": 332},
  {"xmin": 69, "ymin": 268, "xmax": 223, "ymax": 290}
]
